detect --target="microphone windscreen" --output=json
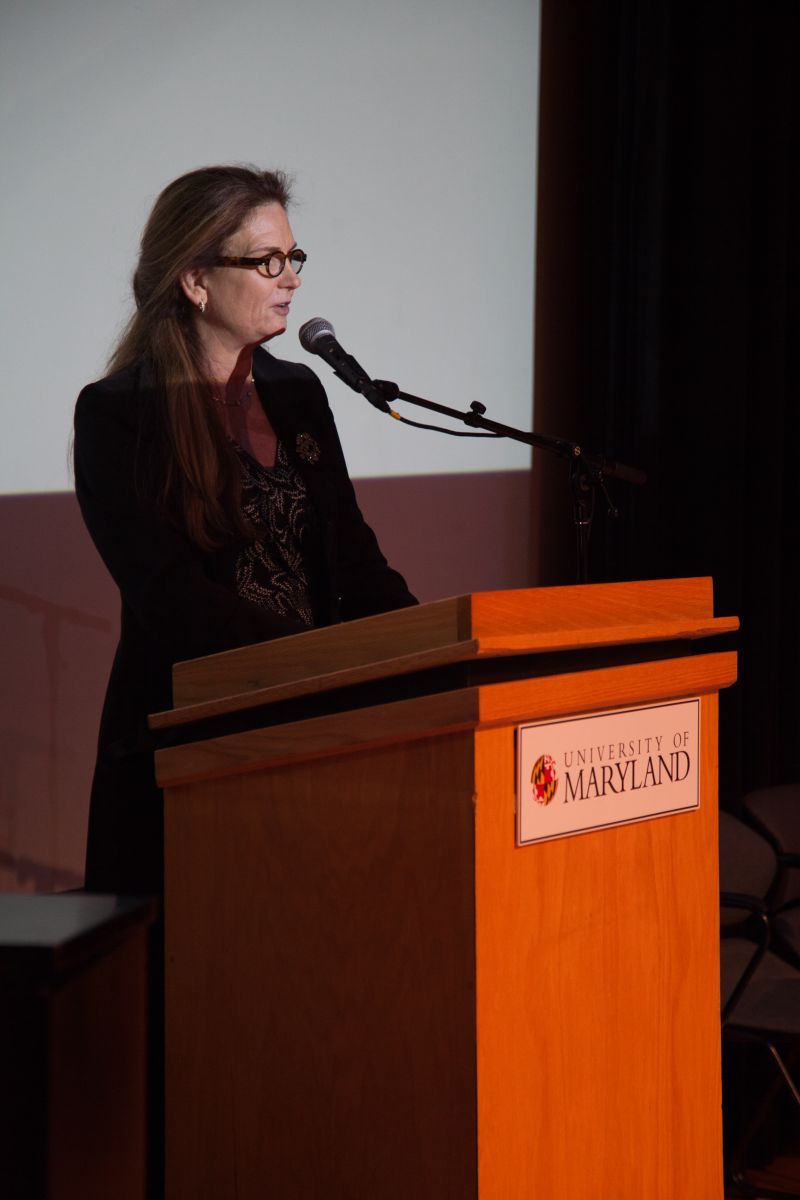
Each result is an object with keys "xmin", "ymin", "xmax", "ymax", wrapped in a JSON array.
[{"xmin": 299, "ymin": 316, "xmax": 335, "ymax": 353}]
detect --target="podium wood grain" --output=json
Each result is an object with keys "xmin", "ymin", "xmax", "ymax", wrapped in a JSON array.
[
  {"xmin": 156, "ymin": 650, "xmax": 736, "ymax": 787},
  {"xmin": 165, "ymin": 733, "xmax": 479, "ymax": 1199},
  {"xmin": 159, "ymin": 581, "xmax": 734, "ymax": 1199},
  {"xmin": 474, "ymin": 699, "xmax": 722, "ymax": 1198},
  {"xmin": 166, "ymin": 576, "xmax": 735, "ymax": 711}
]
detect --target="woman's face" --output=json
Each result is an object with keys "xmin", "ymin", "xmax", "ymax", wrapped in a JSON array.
[{"xmin": 187, "ymin": 203, "xmax": 302, "ymax": 360}]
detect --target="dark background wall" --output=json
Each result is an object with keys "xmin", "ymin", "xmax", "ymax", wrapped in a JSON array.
[{"xmin": 532, "ymin": 0, "xmax": 800, "ymax": 809}]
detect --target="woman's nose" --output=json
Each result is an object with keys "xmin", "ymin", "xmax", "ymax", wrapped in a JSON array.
[{"xmin": 282, "ymin": 261, "xmax": 302, "ymax": 288}]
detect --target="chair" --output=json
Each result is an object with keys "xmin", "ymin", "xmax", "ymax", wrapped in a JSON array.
[
  {"xmin": 719, "ymin": 811, "xmax": 800, "ymax": 1198},
  {"xmin": 744, "ymin": 784, "xmax": 800, "ymax": 969}
]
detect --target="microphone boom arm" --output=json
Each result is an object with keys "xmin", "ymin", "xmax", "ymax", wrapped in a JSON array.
[
  {"xmin": 297, "ymin": 318, "xmax": 645, "ymax": 584},
  {"xmin": 373, "ymin": 381, "xmax": 646, "ymax": 486},
  {"xmin": 372, "ymin": 379, "xmax": 646, "ymax": 586}
]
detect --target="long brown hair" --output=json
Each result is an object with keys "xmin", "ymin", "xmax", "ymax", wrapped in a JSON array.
[{"xmin": 110, "ymin": 165, "xmax": 293, "ymax": 550}]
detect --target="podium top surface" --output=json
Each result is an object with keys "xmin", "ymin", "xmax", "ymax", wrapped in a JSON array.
[{"xmin": 152, "ymin": 578, "xmax": 737, "ymax": 732}]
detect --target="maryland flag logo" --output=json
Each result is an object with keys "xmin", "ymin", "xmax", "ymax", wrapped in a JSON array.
[{"xmin": 531, "ymin": 754, "xmax": 558, "ymax": 806}]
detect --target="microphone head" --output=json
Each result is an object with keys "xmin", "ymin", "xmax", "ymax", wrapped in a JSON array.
[{"xmin": 299, "ymin": 316, "xmax": 335, "ymax": 353}]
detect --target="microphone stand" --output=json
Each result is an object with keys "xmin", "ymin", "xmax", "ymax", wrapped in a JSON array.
[{"xmin": 371, "ymin": 380, "xmax": 646, "ymax": 586}]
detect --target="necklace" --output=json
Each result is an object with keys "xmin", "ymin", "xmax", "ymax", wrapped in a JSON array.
[{"xmin": 212, "ymin": 375, "xmax": 255, "ymax": 409}]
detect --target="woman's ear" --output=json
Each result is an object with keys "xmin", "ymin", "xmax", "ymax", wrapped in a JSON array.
[{"xmin": 179, "ymin": 266, "xmax": 208, "ymax": 311}]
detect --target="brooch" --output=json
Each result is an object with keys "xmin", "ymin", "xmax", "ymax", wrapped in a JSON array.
[{"xmin": 295, "ymin": 432, "xmax": 321, "ymax": 464}]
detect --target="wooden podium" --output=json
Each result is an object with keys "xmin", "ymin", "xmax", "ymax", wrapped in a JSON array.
[{"xmin": 152, "ymin": 578, "xmax": 737, "ymax": 1200}]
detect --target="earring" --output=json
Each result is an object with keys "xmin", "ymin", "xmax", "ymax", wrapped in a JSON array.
[{"xmin": 198, "ymin": 299, "xmax": 206, "ymax": 314}]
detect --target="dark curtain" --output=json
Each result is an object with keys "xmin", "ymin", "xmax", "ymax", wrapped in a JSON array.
[{"xmin": 534, "ymin": 0, "xmax": 800, "ymax": 808}]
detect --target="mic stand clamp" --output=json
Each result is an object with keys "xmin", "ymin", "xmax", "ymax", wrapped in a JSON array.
[{"xmin": 464, "ymin": 400, "xmax": 487, "ymax": 426}]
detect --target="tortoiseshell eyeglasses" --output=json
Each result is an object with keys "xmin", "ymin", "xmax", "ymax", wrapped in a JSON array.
[{"xmin": 214, "ymin": 248, "xmax": 307, "ymax": 279}]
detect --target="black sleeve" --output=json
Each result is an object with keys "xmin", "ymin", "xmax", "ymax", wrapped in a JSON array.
[
  {"xmin": 287, "ymin": 371, "xmax": 417, "ymax": 620},
  {"xmin": 73, "ymin": 379, "xmax": 308, "ymax": 666}
]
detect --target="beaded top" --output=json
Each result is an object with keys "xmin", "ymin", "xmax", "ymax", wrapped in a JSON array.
[{"xmin": 234, "ymin": 441, "xmax": 314, "ymax": 627}]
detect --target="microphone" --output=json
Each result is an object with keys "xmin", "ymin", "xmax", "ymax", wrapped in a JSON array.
[{"xmin": 298, "ymin": 317, "xmax": 391, "ymax": 413}]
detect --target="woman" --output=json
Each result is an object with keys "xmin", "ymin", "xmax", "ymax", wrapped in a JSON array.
[{"xmin": 74, "ymin": 165, "xmax": 416, "ymax": 895}]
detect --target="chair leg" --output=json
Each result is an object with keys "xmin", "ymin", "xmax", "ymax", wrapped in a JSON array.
[{"xmin": 725, "ymin": 1031, "xmax": 800, "ymax": 1199}]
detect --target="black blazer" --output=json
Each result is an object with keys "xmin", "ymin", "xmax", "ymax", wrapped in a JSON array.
[{"xmin": 74, "ymin": 346, "xmax": 416, "ymax": 891}]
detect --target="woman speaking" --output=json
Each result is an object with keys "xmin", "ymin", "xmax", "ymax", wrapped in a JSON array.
[{"xmin": 74, "ymin": 165, "xmax": 416, "ymax": 896}]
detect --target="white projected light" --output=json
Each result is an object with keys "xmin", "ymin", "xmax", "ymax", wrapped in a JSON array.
[{"xmin": 0, "ymin": 0, "xmax": 539, "ymax": 495}]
